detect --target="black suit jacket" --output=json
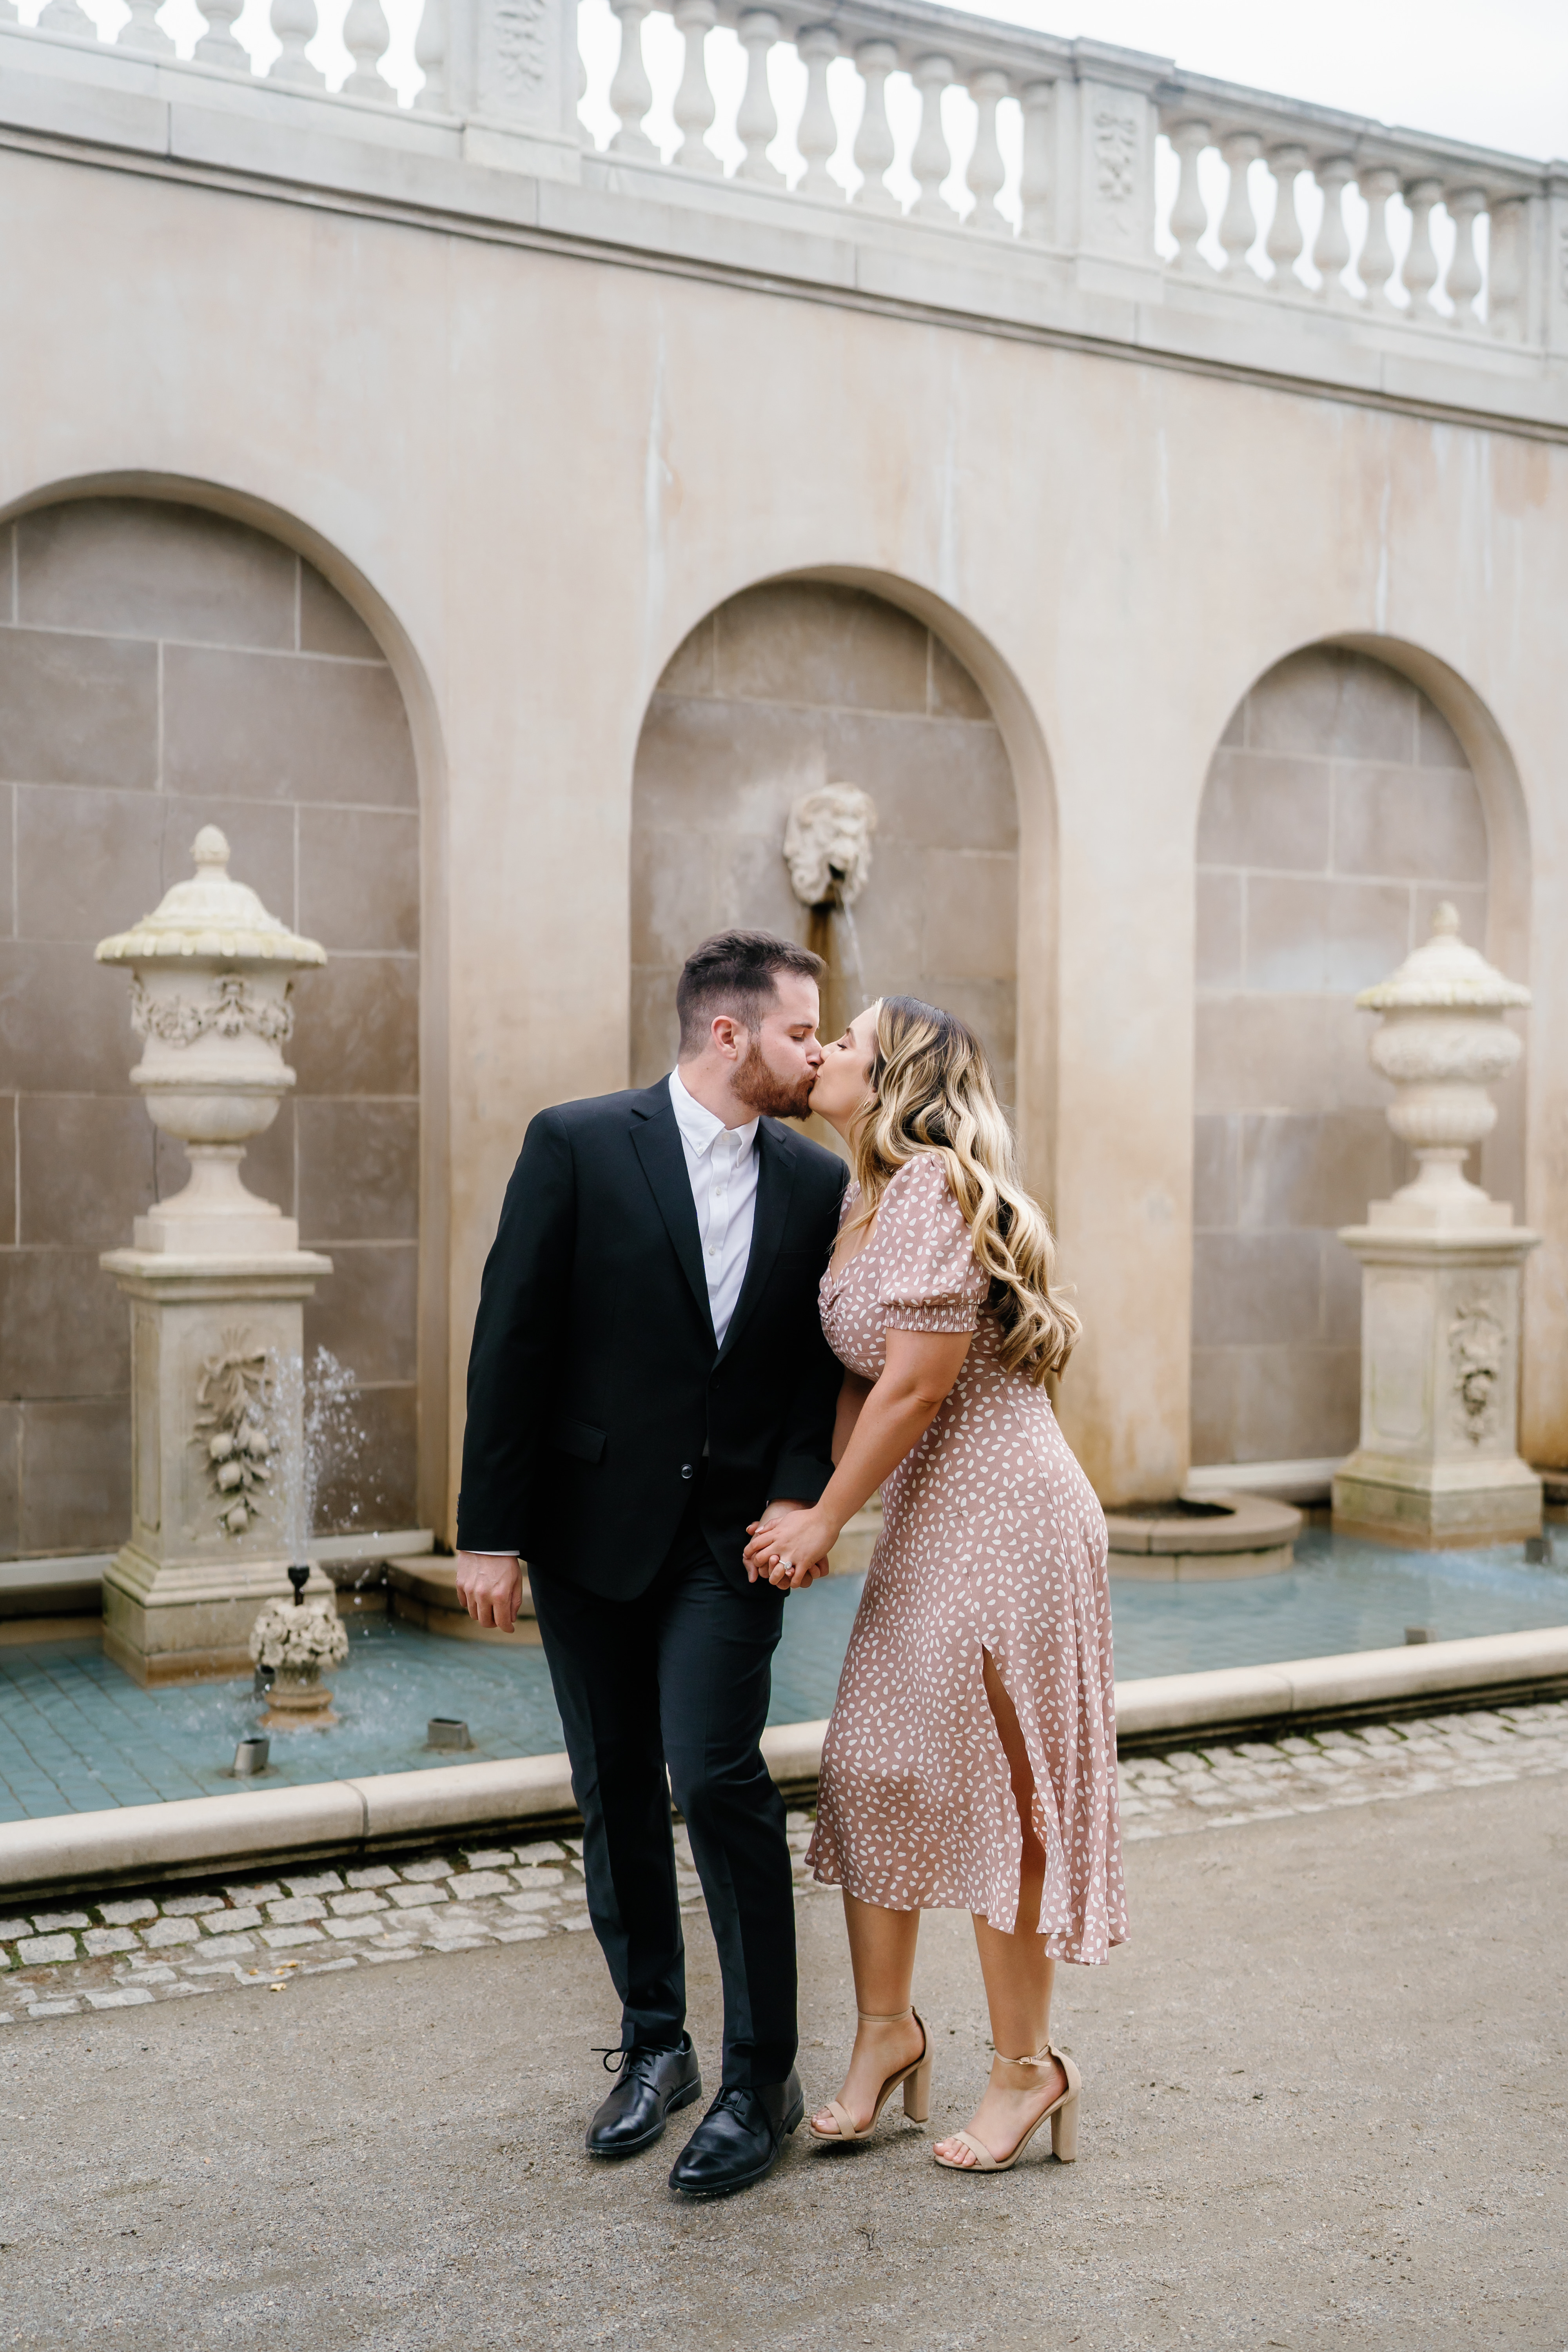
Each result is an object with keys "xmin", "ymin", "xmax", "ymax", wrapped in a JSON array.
[{"xmin": 456, "ymin": 1079, "xmax": 850, "ymax": 1599}]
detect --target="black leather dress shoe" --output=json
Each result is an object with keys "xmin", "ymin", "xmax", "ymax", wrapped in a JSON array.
[
  {"xmin": 586, "ymin": 2036, "xmax": 702, "ymax": 2157},
  {"xmin": 667, "ymin": 2069, "xmax": 805, "ymax": 2199}
]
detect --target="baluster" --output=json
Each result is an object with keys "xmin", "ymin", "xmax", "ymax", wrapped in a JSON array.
[
  {"xmin": 120, "ymin": 0, "xmax": 176, "ymax": 57},
  {"xmin": 193, "ymin": 0, "xmax": 246, "ymax": 62},
  {"xmin": 965, "ymin": 69, "xmax": 1007, "ymax": 233},
  {"xmin": 909, "ymin": 53, "xmax": 955, "ymax": 221},
  {"xmin": 1400, "ymin": 176, "xmax": 1441, "ymax": 315},
  {"xmin": 851, "ymin": 40, "xmax": 898, "ymax": 214},
  {"xmin": 1312, "ymin": 154, "xmax": 1356, "ymax": 304},
  {"xmin": 1217, "ymin": 130, "xmax": 1261, "ymax": 277},
  {"xmin": 1018, "ymin": 79, "xmax": 1055, "ymax": 243},
  {"xmin": 1167, "ymin": 118, "xmax": 1211, "ymax": 274},
  {"xmin": 609, "ymin": 0, "xmax": 655, "ymax": 158},
  {"xmin": 35, "ymin": 0, "xmax": 96, "ymax": 36},
  {"xmin": 342, "ymin": 0, "xmax": 392, "ymax": 98},
  {"xmin": 736, "ymin": 11, "xmax": 784, "ymax": 185},
  {"xmin": 1357, "ymin": 166, "xmax": 1399, "ymax": 307},
  {"xmin": 414, "ymin": 0, "xmax": 446, "ymax": 112},
  {"xmin": 1443, "ymin": 186, "xmax": 1486, "ymax": 328},
  {"xmin": 795, "ymin": 25, "xmax": 840, "ymax": 201},
  {"xmin": 1265, "ymin": 143, "xmax": 1307, "ymax": 290},
  {"xmin": 672, "ymin": 0, "xmax": 720, "ymax": 174},
  {"xmin": 269, "ymin": 0, "xmax": 323, "ymax": 83},
  {"xmin": 1486, "ymin": 195, "xmax": 1526, "ymax": 341}
]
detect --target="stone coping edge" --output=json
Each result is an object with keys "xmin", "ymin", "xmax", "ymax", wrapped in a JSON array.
[{"xmin": 1, "ymin": 1627, "xmax": 1564, "ymax": 1902}]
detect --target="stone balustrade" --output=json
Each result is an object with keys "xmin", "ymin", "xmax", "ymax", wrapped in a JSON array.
[{"xmin": 2, "ymin": 0, "xmax": 1565, "ymax": 384}]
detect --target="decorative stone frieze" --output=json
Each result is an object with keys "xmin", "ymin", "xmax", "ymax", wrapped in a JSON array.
[
  {"xmin": 96, "ymin": 832, "xmax": 335, "ymax": 1686},
  {"xmin": 1332, "ymin": 906, "xmax": 1541, "ymax": 1549}
]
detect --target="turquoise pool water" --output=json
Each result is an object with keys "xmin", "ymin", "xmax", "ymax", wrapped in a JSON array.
[{"xmin": 0, "ymin": 1527, "xmax": 1561, "ymax": 1822}]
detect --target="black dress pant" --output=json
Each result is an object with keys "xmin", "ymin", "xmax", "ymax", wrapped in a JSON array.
[{"xmin": 529, "ymin": 1495, "xmax": 795, "ymax": 2089}]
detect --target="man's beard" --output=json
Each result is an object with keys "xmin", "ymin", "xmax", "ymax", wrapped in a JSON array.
[{"xmin": 732, "ymin": 1038, "xmax": 815, "ymax": 1121}]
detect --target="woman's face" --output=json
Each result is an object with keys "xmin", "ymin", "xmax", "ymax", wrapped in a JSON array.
[{"xmin": 808, "ymin": 1003, "xmax": 880, "ymax": 1134}]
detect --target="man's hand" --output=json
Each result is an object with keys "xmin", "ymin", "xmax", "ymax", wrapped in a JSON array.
[
  {"xmin": 454, "ymin": 1552, "xmax": 524, "ymax": 1633},
  {"xmin": 743, "ymin": 1500, "xmax": 835, "ymax": 1590}
]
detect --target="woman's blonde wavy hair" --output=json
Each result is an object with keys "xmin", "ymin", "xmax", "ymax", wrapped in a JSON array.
[{"xmin": 844, "ymin": 995, "xmax": 1081, "ymax": 1382}]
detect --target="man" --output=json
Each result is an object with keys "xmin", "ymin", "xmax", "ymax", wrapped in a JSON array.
[{"xmin": 454, "ymin": 931, "xmax": 849, "ymax": 2199}]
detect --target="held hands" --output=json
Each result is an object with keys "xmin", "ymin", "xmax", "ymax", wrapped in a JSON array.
[
  {"xmin": 743, "ymin": 1503, "xmax": 838, "ymax": 1591},
  {"xmin": 453, "ymin": 1552, "xmax": 524, "ymax": 1633}
]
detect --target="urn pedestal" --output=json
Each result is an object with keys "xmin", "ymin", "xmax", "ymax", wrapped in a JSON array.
[
  {"xmin": 1331, "ymin": 905, "xmax": 1541, "ymax": 1550},
  {"xmin": 96, "ymin": 830, "xmax": 335, "ymax": 1685}
]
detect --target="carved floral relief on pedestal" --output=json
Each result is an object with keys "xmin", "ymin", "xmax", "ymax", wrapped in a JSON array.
[
  {"xmin": 193, "ymin": 1333, "xmax": 276, "ymax": 1536},
  {"xmin": 1446, "ymin": 1299, "xmax": 1505, "ymax": 1448},
  {"xmin": 130, "ymin": 972, "xmax": 296, "ymax": 1050}
]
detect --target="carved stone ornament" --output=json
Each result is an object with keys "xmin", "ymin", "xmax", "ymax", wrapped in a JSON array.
[
  {"xmin": 1355, "ymin": 901, "xmax": 1530, "ymax": 1228},
  {"xmin": 490, "ymin": 0, "xmax": 549, "ymax": 96},
  {"xmin": 1447, "ymin": 1300, "xmax": 1504, "ymax": 1446},
  {"xmin": 97, "ymin": 827, "xmax": 326, "ymax": 1252},
  {"xmin": 783, "ymin": 784, "xmax": 878, "ymax": 910},
  {"xmin": 193, "ymin": 1331, "xmax": 276, "ymax": 1536},
  {"xmin": 1093, "ymin": 106, "xmax": 1138, "ymax": 203}
]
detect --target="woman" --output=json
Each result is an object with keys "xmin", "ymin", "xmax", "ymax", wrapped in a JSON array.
[{"xmin": 743, "ymin": 997, "xmax": 1125, "ymax": 2174}]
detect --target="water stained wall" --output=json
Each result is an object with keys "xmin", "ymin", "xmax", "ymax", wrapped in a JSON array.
[
  {"xmin": 629, "ymin": 581, "xmax": 1019, "ymax": 1114},
  {"xmin": 0, "ymin": 497, "xmax": 421, "ymax": 1556}
]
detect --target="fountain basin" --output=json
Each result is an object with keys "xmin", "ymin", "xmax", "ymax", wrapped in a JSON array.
[{"xmin": 1105, "ymin": 1492, "xmax": 1302, "ymax": 1581}]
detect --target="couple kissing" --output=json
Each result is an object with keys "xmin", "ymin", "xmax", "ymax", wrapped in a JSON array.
[{"xmin": 454, "ymin": 929, "xmax": 1125, "ymax": 2198}]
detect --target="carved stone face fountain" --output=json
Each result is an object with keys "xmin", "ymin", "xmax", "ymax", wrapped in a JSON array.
[
  {"xmin": 96, "ymin": 831, "xmax": 335, "ymax": 1685},
  {"xmin": 1332, "ymin": 904, "xmax": 1541, "ymax": 1548},
  {"xmin": 784, "ymin": 784, "xmax": 878, "ymax": 1044}
]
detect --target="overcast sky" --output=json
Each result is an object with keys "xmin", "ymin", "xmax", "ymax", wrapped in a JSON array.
[{"xmin": 989, "ymin": 0, "xmax": 1566, "ymax": 162}]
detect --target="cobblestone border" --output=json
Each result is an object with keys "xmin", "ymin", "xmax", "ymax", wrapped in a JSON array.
[{"xmin": 1, "ymin": 1700, "xmax": 1563, "ymax": 2026}]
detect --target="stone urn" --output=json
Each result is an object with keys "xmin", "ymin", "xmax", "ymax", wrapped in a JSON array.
[
  {"xmin": 96, "ymin": 829, "xmax": 334, "ymax": 1686},
  {"xmin": 1356, "ymin": 900, "xmax": 1530, "ymax": 1230},
  {"xmin": 96, "ymin": 825, "xmax": 327, "ymax": 1256},
  {"xmin": 250, "ymin": 1587, "xmax": 349, "ymax": 1728},
  {"xmin": 1332, "ymin": 904, "xmax": 1540, "ymax": 1548}
]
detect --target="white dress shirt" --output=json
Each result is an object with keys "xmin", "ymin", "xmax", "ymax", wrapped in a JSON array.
[
  {"xmin": 667, "ymin": 1064, "xmax": 760, "ymax": 1351},
  {"xmin": 468, "ymin": 1069, "xmax": 761, "ymax": 1556}
]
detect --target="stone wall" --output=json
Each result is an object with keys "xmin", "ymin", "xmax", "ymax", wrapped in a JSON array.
[
  {"xmin": 0, "ymin": 498, "xmax": 420, "ymax": 1557},
  {"xmin": 630, "ymin": 582, "xmax": 1018, "ymax": 1110},
  {"xmin": 1192, "ymin": 646, "xmax": 1497, "ymax": 1468}
]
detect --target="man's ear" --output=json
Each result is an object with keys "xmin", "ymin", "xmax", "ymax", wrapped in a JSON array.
[{"xmin": 710, "ymin": 1015, "xmax": 745, "ymax": 1063}]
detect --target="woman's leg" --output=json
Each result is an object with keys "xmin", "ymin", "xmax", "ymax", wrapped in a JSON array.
[
  {"xmin": 934, "ymin": 1652, "xmax": 1067, "ymax": 2167},
  {"xmin": 811, "ymin": 1891, "xmax": 924, "ymax": 2132}
]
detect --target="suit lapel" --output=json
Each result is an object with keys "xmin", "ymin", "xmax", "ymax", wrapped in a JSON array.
[
  {"xmin": 715, "ymin": 1120, "xmax": 798, "ymax": 1367},
  {"xmin": 630, "ymin": 1084, "xmax": 715, "ymax": 1345}
]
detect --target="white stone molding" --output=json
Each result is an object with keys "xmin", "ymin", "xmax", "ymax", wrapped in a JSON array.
[
  {"xmin": 118, "ymin": 0, "xmax": 174, "ymax": 56},
  {"xmin": 1402, "ymin": 175, "xmax": 1442, "ymax": 315},
  {"xmin": 1444, "ymin": 185, "xmax": 1487, "ymax": 327},
  {"xmin": 1265, "ymin": 142, "xmax": 1307, "ymax": 288},
  {"xmin": 414, "ymin": 0, "xmax": 447, "ymax": 108},
  {"xmin": 268, "ymin": 0, "xmax": 325, "ymax": 87},
  {"xmin": 1311, "ymin": 154, "xmax": 1357, "ymax": 306},
  {"xmin": 1358, "ymin": 165, "xmax": 1400, "ymax": 310},
  {"xmin": 1166, "ymin": 116, "xmax": 1210, "ymax": 273},
  {"xmin": 1217, "ymin": 129, "xmax": 1261, "ymax": 278},
  {"xmin": 35, "ymin": 0, "xmax": 95, "ymax": 35},
  {"xmin": 1018, "ymin": 78, "xmax": 1057, "ymax": 244},
  {"xmin": 784, "ymin": 784, "xmax": 878, "ymax": 910}
]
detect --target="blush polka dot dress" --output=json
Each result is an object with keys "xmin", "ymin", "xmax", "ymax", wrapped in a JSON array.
[{"xmin": 807, "ymin": 1153, "xmax": 1127, "ymax": 1963}]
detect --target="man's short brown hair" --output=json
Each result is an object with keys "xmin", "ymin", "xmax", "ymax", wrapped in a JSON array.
[{"xmin": 675, "ymin": 930, "xmax": 825, "ymax": 1057}]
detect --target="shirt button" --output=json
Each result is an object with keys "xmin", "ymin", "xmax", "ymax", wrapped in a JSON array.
[{"xmin": 681, "ymin": 1463, "xmax": 694, "ymax": 1479}]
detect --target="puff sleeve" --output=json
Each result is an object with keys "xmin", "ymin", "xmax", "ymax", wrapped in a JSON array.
[{"xmin": 876, "ymin": 1154, "xmax": 986, "ymax": 1335}]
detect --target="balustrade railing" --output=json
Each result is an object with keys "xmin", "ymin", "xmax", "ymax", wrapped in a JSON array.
[{"xmin": 2, "ymin": 0, "xmax": 1558, "ymax": 352}]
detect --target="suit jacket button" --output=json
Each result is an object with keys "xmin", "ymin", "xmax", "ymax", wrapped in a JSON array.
[{"xmin": 681, "ymin": 1463, "xmax": 694, "ymax": 1479}]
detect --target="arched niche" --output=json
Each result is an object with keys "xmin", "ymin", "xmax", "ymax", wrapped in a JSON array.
[
  {"xmin": 0, "ymin": 482, "xmax": 446, "ymax": 1554},
  {"xmin": 1190, "ymin": 637, "xmax": 1528, "ymax": 1472},
  {"xmin": 629, "ymin": 569, "xmax": 1055, "ymax": 1188}
]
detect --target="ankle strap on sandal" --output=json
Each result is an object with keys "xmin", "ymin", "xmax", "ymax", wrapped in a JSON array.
[
  {"xmin": 994, "ymin": 2042, "xmax": 1056, "ymax": 2069},
  {"xmin": 857, "ymin": 2006, "xmax": 914, "ymax": 2024}
]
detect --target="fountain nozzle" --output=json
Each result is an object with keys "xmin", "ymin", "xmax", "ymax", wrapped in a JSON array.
[{"xmin": 287, "ymin": 1563, "xmax": 310, "ymax": 1606}]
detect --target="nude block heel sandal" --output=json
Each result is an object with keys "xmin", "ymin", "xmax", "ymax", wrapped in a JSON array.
[
  {"xmin": 809, "ymin": 2008, "xmax": 932, "ymax": 2141},
  {"xmin": 933, "ymin": 2041, "xmax": 1081, "ymax": 2173}
]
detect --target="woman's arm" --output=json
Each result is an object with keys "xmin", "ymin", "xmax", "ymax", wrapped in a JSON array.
[
  {"xmin": 831, "ymin": 1370, "xmax": 873, "ymax": 1465},
  {"xmin": 744, "ymin": 1330, "xmax": 971, "ymax": 1586}
]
